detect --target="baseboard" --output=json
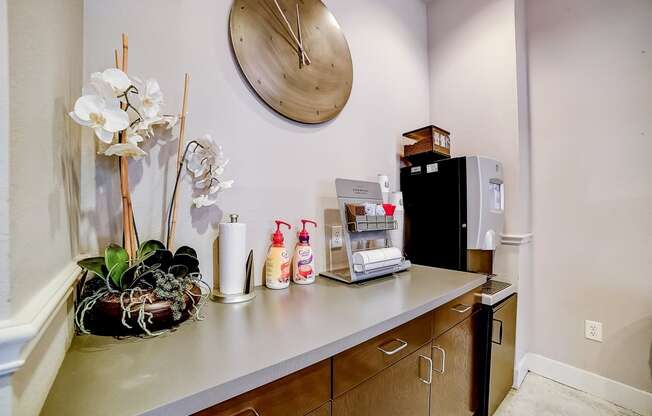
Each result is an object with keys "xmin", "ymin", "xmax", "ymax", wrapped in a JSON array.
[
  {"xmin": 520, "ymin": 353, "xmax": 652, "ymax": 416},
  {"xmin": 514, "ymin": 353, "xmax": 529, "ymax": 389}
]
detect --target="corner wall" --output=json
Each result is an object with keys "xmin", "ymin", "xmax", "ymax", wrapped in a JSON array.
[
  {"xmin": 527, "ymin": 0, "xmax": 652, "ymax": 394},
  {"xmin": 426, "ymin": 0, "xmax": 534, "ymax": 372}
]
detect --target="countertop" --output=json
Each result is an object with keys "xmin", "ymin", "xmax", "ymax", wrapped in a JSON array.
[{"xmin": 41, "ymin": 265, "xmax": 486, "ymax": 416}]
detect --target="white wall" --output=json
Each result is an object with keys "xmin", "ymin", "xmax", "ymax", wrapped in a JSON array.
[
  {"xmin": 8, "ymin": 0, "xmax": 83, "ymax": 316},
  {"xmin": 3, "ymin": 0, "xmax": 83, "ymax": 414},
  {"xmin": 83, "ymin": 0, "xmax": 431, "ymax": 286},
  {"xmin": 0, "ymin": 0, "xmax": 10, "ymax": 321},
  {"xmin": 527, "ymin": 0, "xmax": 652, "ymax": 393}
]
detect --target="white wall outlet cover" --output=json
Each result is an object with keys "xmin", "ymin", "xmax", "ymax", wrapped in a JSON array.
[
  {"xmin": 585, "ymin": 320, "xmax": 603, "ymax": 342},
  {"xmin": 331, "ymin": 225, "xmax": 343, "ymax": 249}
]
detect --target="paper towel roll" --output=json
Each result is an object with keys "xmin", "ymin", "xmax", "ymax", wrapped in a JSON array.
[
  {"xmin": 389, "ymin": 192, "xmax": 404, "ymax": 253},
  {"xmin": 218, "ymin": 221, "xmax": 247, "ymax": 295},
  {"xmin": 352, "ymin": 247, "xmax": 403, "ymax": 272}
]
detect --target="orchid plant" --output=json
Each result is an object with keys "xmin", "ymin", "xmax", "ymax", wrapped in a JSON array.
[
  {"xmin": 69, "ymin": 34, "xmax": 234, "ymax": 337},
  {"xmin": 70, "ymin": 68, "xmax": 177, "ymax": 159}
]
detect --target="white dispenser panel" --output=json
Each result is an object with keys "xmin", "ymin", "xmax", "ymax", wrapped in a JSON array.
[{"xmin": 466, "ymin": 156, "xmax": 504, "ymax": 250}]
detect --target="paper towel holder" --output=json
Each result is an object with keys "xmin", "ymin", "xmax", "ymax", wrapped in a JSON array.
[{"xmin": 212, "ymin": 249, "xmax": 256, "ymax": 304}]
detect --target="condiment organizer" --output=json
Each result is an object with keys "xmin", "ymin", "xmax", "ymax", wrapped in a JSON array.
[{"xmin": 320, "ymin": 179, "xmax": 411, "ymax": 284}]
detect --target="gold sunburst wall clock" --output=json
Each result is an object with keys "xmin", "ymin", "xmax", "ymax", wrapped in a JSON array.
[{"xmin": 230, "ymin": 0, "xmax": 354, "ymax": 124}]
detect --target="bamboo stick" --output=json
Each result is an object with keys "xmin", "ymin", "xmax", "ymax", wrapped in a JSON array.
[
  {"xmin": 116, "ymin": 33, "xmax": 136, "ymax": 260},
  {"xmin": 167, "ymin": 73, "xmax": 191, "ymax": 250}
]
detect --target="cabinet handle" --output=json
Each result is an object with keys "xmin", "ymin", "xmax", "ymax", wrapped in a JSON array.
[
  {"xmin": 492, "ymin": 319, "xmax": 503, "ymax": 345},
  {"xmin": 377, "ymin": 338, "xmax": 408, "ymax": 355},
  {"xmin": 432, "ymin": 345, "xmax": 446, "ymax": 374},
  {"xmin": 418, "ymin": 355, "xmax": 433, "ymax": 385},
  {"xmin": 451, "ymin": 303, "xmax": 471, "ymax": 313}
]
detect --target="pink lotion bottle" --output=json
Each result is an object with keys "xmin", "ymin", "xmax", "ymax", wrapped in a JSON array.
[{"xmin": 292, "ymin": 219, "xmax": 317, "ymax": 285}]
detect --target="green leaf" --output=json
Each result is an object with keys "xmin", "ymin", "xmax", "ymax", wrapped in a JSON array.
[
  {"xmin": 105, "ymin": 244, "xmax": 129, "ymax": 288},
  {"xmin": 174, "ymin": 246, "xmax": 197, "ymax": 258},
  {"xmin": 138, "ymin": 240, "xmax": 166, "ymax": 260},
  {"xmin": 77, "ymin": 257, "xmax": 107, "ymax": 279}
]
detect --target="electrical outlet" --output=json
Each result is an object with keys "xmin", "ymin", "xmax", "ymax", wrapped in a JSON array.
[
  {"xmin": 585, "ymin": 320, "xmax": 603, "ymax": 342},
  {"xmin": 330, "ymin": 225, "xmax": 343, "ymax": 249}
]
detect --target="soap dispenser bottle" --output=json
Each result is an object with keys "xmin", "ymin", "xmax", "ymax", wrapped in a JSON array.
[
  {"xmin": 265, "ymin": 220, "xmax": 291, "ymax": 290},
  {"xmin": 293, "ymin": 219, "xmax": 317, "ymax": 285}
]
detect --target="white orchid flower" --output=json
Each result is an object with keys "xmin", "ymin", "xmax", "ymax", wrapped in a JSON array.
[
  {"xmin": 135, "ymin": 114, "xmax": 177, "ymax": 138},
  {"xmin": 185, "ymin": 134, "xmax": 233, "ymax": 209},
  {"xmin": 193, "ymin": 194, "xmax": 218, "ymax": 208},
  {"xmin": 219, "ymin": 179, "xmax": 234, "ymax": 190},
  {"xmin": 208, "ymin": 179, "xmax": 234, "ymax": 195},
  {"xmin": 69, "ymin": 94, "xmax": 129, "ymax": 143},
  {"xmin": 104, "ymin": 142, "xmax": 147, "ymax": 159},
  {"xmin": 163, "ymin": 115, "xmax": 178, "ymax": 129},
  {"xmin": 90, "ymin": 68, "xmax": 131, "ymax": 97},
  {"xmin": 136, "ymin": 78, "xmax": 164, "ymax": 119},
  {"xmin": 126, "ymin": 128, "xmax": 144, "ymax": 145}
]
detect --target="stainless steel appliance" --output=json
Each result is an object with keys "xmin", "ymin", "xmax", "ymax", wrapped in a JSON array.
[{"xmin": 479, "ymin": 287, "xmax": 517, "ymax": 416}]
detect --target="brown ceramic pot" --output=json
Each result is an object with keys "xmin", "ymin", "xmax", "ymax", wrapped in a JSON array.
[{"xmin": 81, "ymin": 284, "xmax": 203, "ymax": 336}]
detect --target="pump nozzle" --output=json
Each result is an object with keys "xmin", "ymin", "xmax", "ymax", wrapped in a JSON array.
[
  {"xmin": 271, "ymin": 220, "xmax": 291, "ymax": 246},
  {"xmin": 298, "ymin": 219, "xmax": 317, "ymax": 243}
]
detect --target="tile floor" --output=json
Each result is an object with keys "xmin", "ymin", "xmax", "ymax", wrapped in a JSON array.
[{"xmin": 494, "ymin": 373, "xmax": 641, "ymax": 416}]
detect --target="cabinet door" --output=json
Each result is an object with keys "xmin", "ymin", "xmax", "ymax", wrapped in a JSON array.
[
  {"xmin": 333, "ymin": 344, "xmax": 431, "ymax": 416},
  {"xmin": 488, "ymin": 295, "xmax": 517, "ymax": 415},
  {"xmin": 306, "ymin": 402, "xmax": 331, "ymax": 416},
  {"xmin": 430, "ymin": 313, "xmax": 479, "ymax": 416}
]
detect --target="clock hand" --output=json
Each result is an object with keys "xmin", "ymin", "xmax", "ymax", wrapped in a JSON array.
[
  {"xmin": 296, "ymin": 3, "xmax": 305, "ymax": 67},
  {"xmin": 272, "ymin": 0, "xmax": 311, "ymax": 65}
]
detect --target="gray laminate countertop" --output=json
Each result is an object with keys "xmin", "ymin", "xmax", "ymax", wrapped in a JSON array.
[{"xmin": 41, "ymin": 265, "xmax": 486, "ymax": 416}]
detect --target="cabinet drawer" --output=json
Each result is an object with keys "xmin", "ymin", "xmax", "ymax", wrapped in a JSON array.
[
  {"xmin": 333, "ymin": 343, "xmax": 432, "ymax": 416},
  {"xmin": 333, "ymin": 313, "xmax": 431, "ymax": 397},
  {"xmin": 194, "ymin": 360, "xmax": 330, "ymax": 416},
  {"xmin": 432, "ymin": 288, "xmax": 481, "ymax": 339}
]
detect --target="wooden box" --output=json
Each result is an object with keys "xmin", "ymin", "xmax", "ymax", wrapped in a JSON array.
[{"xmin": 402, "ymin": 125, "xmax": 451, "ymax": 160}]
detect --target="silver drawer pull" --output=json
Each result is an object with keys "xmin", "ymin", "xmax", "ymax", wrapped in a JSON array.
[
  {"xmin": 377, "ymin": 338, "xmax": 408, "ymax": 355},
  {"xmin": 432, "ymin": 345, "xmax": 446, "ymax": 374},
  {"xmin": 451, "ymin": 303, "xmax": 471, "ymax": 313},
  {"xmin": 418, "ymin": 355, "xmax": 433, "ymax": 385}
]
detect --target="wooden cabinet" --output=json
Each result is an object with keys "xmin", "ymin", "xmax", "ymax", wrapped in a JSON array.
[
  {"xmin": 306, "ymin": 402, "xmax": 331, "ymax": 416},
  {"xmin": 332, "ymin": 343, "xmax": 432, "ymax": 416},
  {"xmin": 194, "ymin": 360, "xmax": 330, "ymax": 416},
  {"xmin": 195, "ymin": 287, "xmax": 489, "ymax": 416},
  {"xmin": 430, "ymin": 313, "xmax": 480, "ymax": 416},
  {"xmin": 333, "ymin": 312, "xmax": 431, "ymax": 396},
  {"xmin": 432, "ymin": 289, "xmax": 481, "ymax": 339}
]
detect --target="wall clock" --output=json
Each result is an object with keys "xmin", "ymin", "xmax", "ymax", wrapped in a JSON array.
[{"xmin": 230, "ymin": 0, "xmax": 353, "ymax": 124}]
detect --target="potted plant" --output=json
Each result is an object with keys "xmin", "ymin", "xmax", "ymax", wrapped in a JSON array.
[{"xmin": 71, "ymin": 34, "xmax": 232, "ymax": 337}]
